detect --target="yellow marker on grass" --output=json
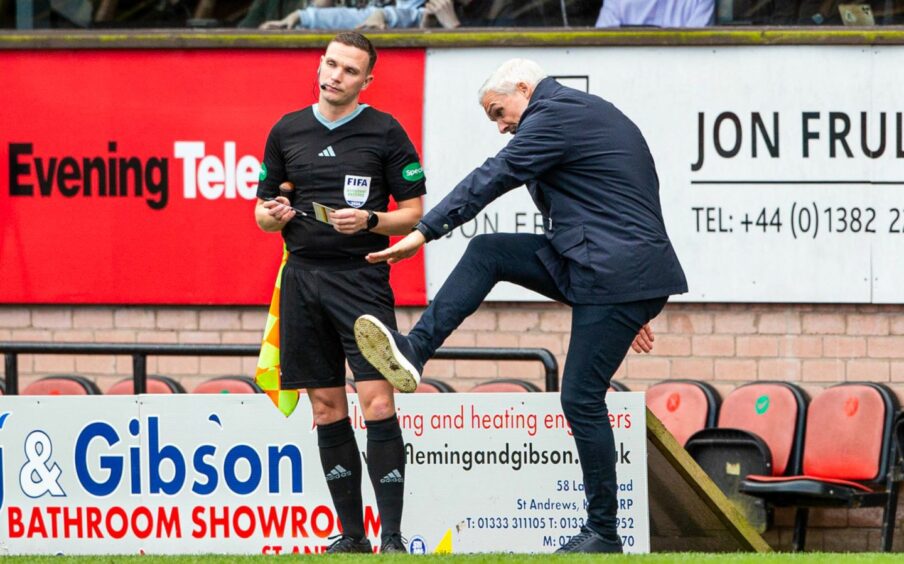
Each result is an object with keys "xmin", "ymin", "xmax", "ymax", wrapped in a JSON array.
[{"xmin": 434, "ymin": 529, "xmax": 453, "ymax": 554}]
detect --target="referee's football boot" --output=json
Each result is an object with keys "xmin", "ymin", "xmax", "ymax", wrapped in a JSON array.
[
  {"xmin": 380, "ymin": 533, "xmax": 408, "ymax": 553},
  {"xmin": 354, "ymin": 314, "xmax": 422, "ymax": 393},
  {"xmin": 325, "ymin": 534, "xmax": 373, "ymax": 553},
  {"xmin": 555, "ymin": 527, "xmax": 623, "ymax": 553}
]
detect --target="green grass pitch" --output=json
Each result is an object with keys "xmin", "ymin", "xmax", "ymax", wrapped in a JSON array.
[{"xmin": 3, "ymin": 554, "xmax": 902, "ymax": 563}]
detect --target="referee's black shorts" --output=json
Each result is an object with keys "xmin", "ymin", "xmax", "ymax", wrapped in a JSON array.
[{"xmin": 278, "ymin": 254, "xmax": 397, "ymax": 389}]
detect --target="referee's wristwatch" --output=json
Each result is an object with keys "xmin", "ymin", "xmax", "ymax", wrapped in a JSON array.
[{"xmin": 364, "ymin": 210, "xmax": 379, "ymax": 231}]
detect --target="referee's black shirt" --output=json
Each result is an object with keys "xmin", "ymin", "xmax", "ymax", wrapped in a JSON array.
[{"xmin": 257, "ymin": 105, "xmax": 426, "ymax": 262}]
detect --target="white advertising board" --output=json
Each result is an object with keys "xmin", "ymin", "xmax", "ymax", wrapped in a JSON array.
[
  {"xmin": 422, "ymin": 47, "xmax": 904, "ymax": 303},
  {"xmin": 0, "ymin": 393, "xmax": 648, "ymax": 554}
]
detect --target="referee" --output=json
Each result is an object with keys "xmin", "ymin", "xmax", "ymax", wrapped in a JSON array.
[{"xmin": 254, "ymin": 32, "xmax": 425, "ymax": 554}]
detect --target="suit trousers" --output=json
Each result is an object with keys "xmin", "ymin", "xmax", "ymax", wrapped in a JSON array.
[{"xmin": 408, "ymin": 233, "xmax": 667, "ymax": 536}]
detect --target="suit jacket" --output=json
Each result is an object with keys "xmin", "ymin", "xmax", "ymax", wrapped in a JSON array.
[{"xmin": 419, "ymin": 77, "xmax": 687, "ymax": 304}]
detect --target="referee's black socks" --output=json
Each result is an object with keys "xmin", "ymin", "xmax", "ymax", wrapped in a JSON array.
[
  {"xmin": 365, "ymin": 414, "xmax": 406, "ymax": 540},
  {"xmin": 317, "ymin": 417, "xmax": 365, "ymax": 540}
]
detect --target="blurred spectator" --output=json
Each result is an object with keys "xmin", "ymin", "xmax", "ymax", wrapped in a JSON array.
[
  {"xmin": 764, "ymin": 1, "xmax": 800, "ymax": 24},
  {"xmin": 792, "ymin": 1, "xmax": 879, "ymax": 25},
  {"xmin": 722, "ymin": 1, "xmax": 904, "ymax": 25},
  {"xmin": 239, "ymin": 0, "xmax": 305, "ymax": 28},
  {"xmin": 259, "ymin": 0, "xmax": 424, "ymax": 29},
  {"xmin": 714, "ymin": 0, "xmax": 808, "ymax": 25},
  {"xmin": 420, "ymin": 0, "xmax": 552, "ymax": 28},
  {"xmin": 258, "ymin": 0, "xmax": 564, "ymax": 30},
  {"xmin": 52, "ymin": 0, "xmax": 93, "ymax": 27},
  {"xmin": 596, "ymin": 0, "xmax": 714, "ymax": 27}
]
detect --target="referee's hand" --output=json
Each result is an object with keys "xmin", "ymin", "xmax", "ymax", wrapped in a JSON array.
[
  {"xmin": 263, "ymin": 197, "xmax": 296, "ymax": 224},
  {"xmin": 366, "ymin": 230, "xmax": 426, "ymax": 264},
  {"xmin": 330, "ymin": 208, "xmax": 367, "ymax": 235}
]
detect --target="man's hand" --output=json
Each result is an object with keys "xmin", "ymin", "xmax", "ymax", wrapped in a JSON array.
[
  {"xmin": 423, "ymin": 0, "xmax": 460, "ymax": 28},
  {"xmin": 259, "ymin": 11, "xmax": 300, "ymax": 29},
  {"xmin": 329, "ymin": 208, "xmax": 368, "ymax": 235},
  {"xmin": 366, "ymin": 230, "xmax": 426, "ymax": 264},
  {"xmin": 631, "ymin": 323, "xmax": 655, "ymax": 353},
  {"xmin": 262, "ymin": 197, "xmax": 296, "ymax": 224},
  {"xmin": 357, "ymin": 8, "xmax": 387, "ymax": 29}
]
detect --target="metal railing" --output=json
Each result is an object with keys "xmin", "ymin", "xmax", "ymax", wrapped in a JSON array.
[{"xmin": 0, "ymin": 342, "xmax": 559, "ymax": 394}]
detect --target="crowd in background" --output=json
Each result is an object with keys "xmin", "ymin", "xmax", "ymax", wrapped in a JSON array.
[{"xmin": 4, "ymin": 1, "xmax": 904, "ymax": 30}]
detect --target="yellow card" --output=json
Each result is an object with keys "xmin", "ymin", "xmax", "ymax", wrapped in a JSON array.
[{"xmin": 312, "ymin": 202, "xmax": 335, "ymax": 224}]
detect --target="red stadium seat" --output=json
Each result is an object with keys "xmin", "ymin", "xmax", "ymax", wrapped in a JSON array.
[
  {"xmin": 685, "ymin": 382, "xmax": 808, "ymax": 532},
  {"xmin": 716, "ymin": 382, "xmax": 807, "ymax": 476},
  {"xmin": 469, "ymin": 379, "xmax": 541, "ymax": 393},
  {"xmin": 415, "ymin": 378, "xmax": 456, "ymax": 393},
  {"xmin": 107, "ymin": 375, "xmax": 186, "ymax": 394},
  {"xmin": 740, "ymin": 382, "xmax": 900, "ymax": 551},
  {"xmin": 22, "ymin": 375, "xmax": 102, "ymax": 396},
  {"xmin": 192, "ymin": 376, "xmax": 262, "ymax": 394},
  {"xmin": 646, "ymin": 380, "xmax": 720, "ymax": 446}
]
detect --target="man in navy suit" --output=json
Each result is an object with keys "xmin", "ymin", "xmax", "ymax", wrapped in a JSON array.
[{"xmin": 354, "ymin": 58, "xmax": 687, "ymax": 553}]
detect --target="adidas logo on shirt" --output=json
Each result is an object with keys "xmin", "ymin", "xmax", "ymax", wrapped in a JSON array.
[
  {"xmin": 325, "ymin": 464, "xmax": 352, "ymax": 481},
  {"xmin": 380, "ymin": 469, "xmax": 404, "ymax": 484},
  {"xmin": 318, "ymin": 146, "xmax": 337, "ymax": 157}
]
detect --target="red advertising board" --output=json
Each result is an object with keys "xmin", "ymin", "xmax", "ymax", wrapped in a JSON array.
[{"xmin": 0, "ymin": 49, "xmax": 426, "ymax": 305}]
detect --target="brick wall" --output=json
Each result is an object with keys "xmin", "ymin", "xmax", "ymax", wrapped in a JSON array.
[{"xmin": 2, "ymin": 302, "xmax": 903, "ymax": 550}]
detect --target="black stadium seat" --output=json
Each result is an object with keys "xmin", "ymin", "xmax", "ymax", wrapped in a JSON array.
[
  {"xmin": 22, "ymin": 375, "xmax": 102, "ymax": 395},
  {"xmin": 609, "ymin": 380, "xmax": 630, "ymax": 392},
  {"xmin": 685, "ymin": 382, "xmax": 808, "ymax": 532},
  {"xmin": 895, "ymin": 413, "xmax": 904, "ymax": 476},
  {"xmin": 740, "ymin": 382, "xmax": 901, "ymax": 551},
  {"xmin": 192, "ymin": 376, "xmax": 263, "ymax": 394},
  {"xmin": 470, "ymin": 379, "xmax": 541, "ymax": 393},
  {"xmin": 294, "ymin": 380, "xmax": 355, "ymax": 395},
  {"xmin": 646, "ymin": 380, "xmax": 720, "ymax": 446},
  {"xmin": 415, "ymin": 378, "xmax": 456, "ymax": 393},
  {"xmin": 107, "ymin": 375, "xmax": 186, "ymax": 394}
]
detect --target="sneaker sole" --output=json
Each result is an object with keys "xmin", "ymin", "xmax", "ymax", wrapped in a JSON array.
[{"xmin": 354, "ymin": 315, "xmax": 420, "ymax": 393}]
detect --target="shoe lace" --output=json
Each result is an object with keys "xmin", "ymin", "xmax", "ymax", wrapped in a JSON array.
[
  {"xmin": 326, "ymin": 534, "xmax": 356, "ymax": 550},
  {"xmin": 383, "ymin": 532, "xmax": 408, "ymax": 547},
  {"xmin": 559, "ymin": 528, "xmax": 592, "ymax": 551}
]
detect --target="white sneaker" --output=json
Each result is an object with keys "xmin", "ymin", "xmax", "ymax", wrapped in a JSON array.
[{"xmin": 354, "ymin": 314, "xmax": 421, "ymax": 393}]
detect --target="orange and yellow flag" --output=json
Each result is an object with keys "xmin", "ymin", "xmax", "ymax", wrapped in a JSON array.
[{"xmin": 254, "ymin": 246, "xmax": 300, "ymax": 417}]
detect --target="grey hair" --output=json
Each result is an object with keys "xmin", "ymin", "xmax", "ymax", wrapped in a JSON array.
[{"xmin": 477, "ymin": 59, "xmax": 547, "ymax": 104}]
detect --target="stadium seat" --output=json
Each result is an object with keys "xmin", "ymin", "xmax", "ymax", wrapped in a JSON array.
[
  {"xmin": 895, "ymin": 413, "xmax": 904, "ymax": 473},
  {"xmin": 469, "ymin": 379, "xmax": 541, "ymax": 393},
  {"xmin": 609, "ymin": 380, "xmax": 630, "ymax": 392},
  {"xmin": 21, "ymin": 375, "xmax": 102, "ymax": 395},
  {"xmin": 107, "ymin": 375, "xmax": 186, "ymax": 394},
  {"xmin": 685, "ymin": 382, "xmax": 808, "ymax": 532},
  {"xmin": 415, "ymin": 378, "xmax": 456, "ymax": 393},
  {"xmin": 192, "ymin": 376, "xmax": 262, "ymax": 394},
  {"xmin": 294, "ymin": 380, "xmax": 356, "ymax": 395},
  {"xmin": 740, "ymin": 382, "xmax": 901, "ymax": 551},
  {"xmin": 646, "ymin": 380, "xmax": 720, "ymax": 446}
]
